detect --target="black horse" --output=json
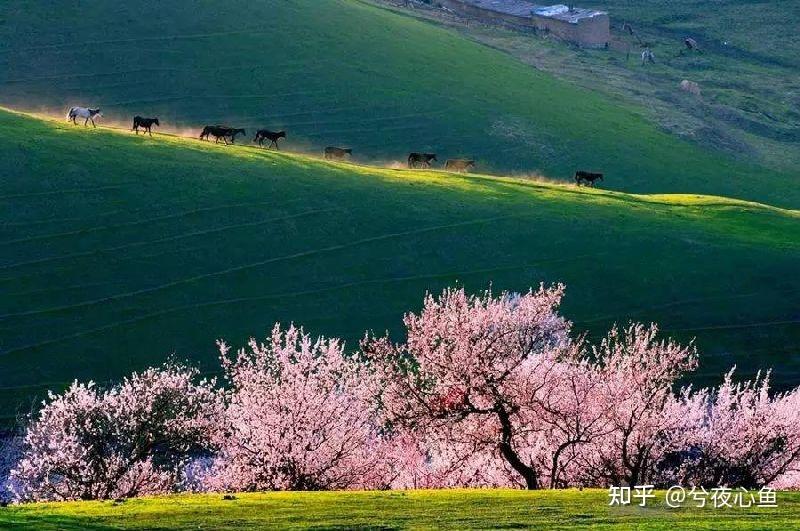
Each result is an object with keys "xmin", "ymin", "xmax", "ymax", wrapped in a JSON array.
[
  {"xmin": 200, "ymin": 125, "xmax": 246, "ymax": 144},
  {"xmin": 132, "ymin": 116, "xmax": 160, "ymax": 136},
  {"xmin": 408, "ymin": 152, "xmax": 437, "ymax": 169},
  {"xmin": 575, "ymin": 171, "xmax": 604, "ymax": 186},
  {"xmin": 254, "ymin": 129, "xmax": 286, "ymax": 149},
  {"xmin": 324, "ymin": 147, "xmax": 352, "ymax": 160}
]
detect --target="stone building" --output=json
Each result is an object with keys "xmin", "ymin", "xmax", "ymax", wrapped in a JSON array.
[{"xmin": 438, "ymin": 0, "xmax": 610, "ymax": 48}]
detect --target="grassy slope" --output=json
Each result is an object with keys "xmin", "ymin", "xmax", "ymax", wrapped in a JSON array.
[
  {"xmin": 0, "ymin": 0, "xmax": 796, "ymax": 208},
  {"xmin": 1, "ymin": 109, "xmax": 799, "ymax": 420},
  {"xmin": 580, "ymin": 0, "xmax": 800, "ymax": 166},
  {"xmin": 2, "ymin": 490, "xmax": 800, "ymax": 530},
  {"xmin": 373, "ymin": 0, "xmax": 800, "ymax": 172}
]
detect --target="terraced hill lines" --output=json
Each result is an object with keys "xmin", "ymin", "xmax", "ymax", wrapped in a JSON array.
[{"xmin": 0, "ymin": 109, "xmax": 798, "ymax": 422}]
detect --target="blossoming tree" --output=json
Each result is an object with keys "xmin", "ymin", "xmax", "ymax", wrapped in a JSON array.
[
  {"xmin": 10, "ymin": 364, "xmax": 220, "ymax": 501},
  {"xmin": 363, "ymin": 285, "xmax": 573, "ymax": 489},
  {"xmin": 208, "ymin": 324, "xmax": 389, "ymax": 491}
]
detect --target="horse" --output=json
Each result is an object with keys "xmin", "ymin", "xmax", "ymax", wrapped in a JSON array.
[
  {"xmin": 200, "ymin": 125, "xmax": 246, "ymax": 144},
  {"xmin": 67, "ymin": 107, "xmax": 102, "ymax": 127},
  {"xmin": 444, "ymin": 159, "xmax": 475, "ymax": 173},
  {"xmin": 253, "ymin": 130, "xmax": 286, "ymax": 149},
  {"xmin": 575, "ymin": 171, "xmax": 604, "ymax": 186},
  {"xmin": 408, "ymin": 152, "xmax": 437, "ymax": 169},
  {"xmin": 684, "ymin": 37, "xmax": 701, "ymax": 53},
  {"xmin": 641, "ymin": 48, "xmax": 655, "ymax": 65},
  {"xmin": 324, "ymin": 147, "xmax": 352, "ymax": 160},
  {"xmin": 132, "ymin": 116, "xmax": 160, "ymax": 136},
  {"xmin": 225, "ymin": 128, "xmax": 246, "ymax": 144}
]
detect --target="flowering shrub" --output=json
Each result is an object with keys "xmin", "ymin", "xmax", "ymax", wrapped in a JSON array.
[
  {"xmin": 205, "ymin": 324, "xmax": 389, "ymax": 491},
  {"xmin": 5, "ymin": 285, "xmax": 800, "ymax": 501},
  {"xmin": 669, "ymin": 370, "xmax": 800, "ymax": 488},
  {"xmin": 10, "ymin": 364, "xmax": 221, "ymax": 501},
  {"xmin": 573, "ymin": 324, "xmax": 698, "ymax": 487}
]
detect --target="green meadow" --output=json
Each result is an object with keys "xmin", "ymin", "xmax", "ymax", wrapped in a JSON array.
[
  {"xmin": 2, "ymin": 489, "xmax": 799, "ymax": 530},
  {"xmin": 1, "ymin": 109, "xmax": 798, "ymax": 422},
  {"xmin": 1, "ymin": 1, "xmax": 799, "ymax": 527},
  {"xmin": 0, "ymin": 0, "xmax": 796, "ymax": 207}
]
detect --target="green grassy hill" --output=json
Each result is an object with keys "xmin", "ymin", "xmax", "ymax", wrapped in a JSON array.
[
  {"xmin": 0, "ymin": 0, "xmax": 796, "ymax": 208},
  {"xmin": 1, "ymin": 109, "xmax": 799, "ymax": 421},
  {"xmin": 2, "ymin": 489, "xmax": 799, "ymax": 530},
  {"xmin": 396, "ymin": 0, "xmax": 800, "ymax": 174}
]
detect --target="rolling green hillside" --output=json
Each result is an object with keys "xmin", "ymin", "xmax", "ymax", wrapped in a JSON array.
[
  {"xmin": 0, "ymin": 0, "xmax": 796, "ymax": 208},
  {"xmin": 3, "ymin": 489, "xmax": 800, "ymax": 530},
  {"xmin": 1, "ymin": 109, "xmax": 799, "ymax": 421}
]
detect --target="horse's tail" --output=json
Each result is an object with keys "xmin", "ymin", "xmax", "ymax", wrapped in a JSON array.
[{"xmin": 66, "ymin": 107, "xmax": 75, "ymax": 120}]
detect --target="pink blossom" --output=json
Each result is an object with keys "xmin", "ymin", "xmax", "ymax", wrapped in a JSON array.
[
  {"xmin": 10, "ymin": 364, "xmax": 221, "ymax": 501},
  {"xmin": 206, "ymin": 324, "xmax": 390, "ymax": 491}
]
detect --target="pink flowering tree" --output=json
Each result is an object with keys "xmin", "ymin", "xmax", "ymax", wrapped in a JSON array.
[
  {"xmin": 575, "ymin": 324, "xmax": 697, "ymax": 487},
  {"xmin": 534, "ymin": 358, "xmax": 616, "ymax": 488},
  {"xmin": 10, "ymin": 364, "xmax": 221, "ymax": 502},
  {"xmin": 672, "ymin": 370, "xmax": 800, "ymax": 488},
  {"xmin": 207, "ymin": 324, "xmax": 390, "ymax": 491},
  {"xmin": 362, "ymin": 285, "xmax": 572, "ymax": 490}
]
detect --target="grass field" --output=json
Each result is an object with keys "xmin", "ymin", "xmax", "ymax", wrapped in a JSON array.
[
  {"xmin": 0, "ymin": 0, "xmax": 796, "ymax": 208},
  {"xmin": 1, "ymin": 108, "xmax": 799, "ymax": 423},
  {"xmin": 374, "ymin": 0, "xmax": 800, "ymax": 173},
  {"xmin": 2, "ymin": 489, "xmax": 799, "ymax": 530}
]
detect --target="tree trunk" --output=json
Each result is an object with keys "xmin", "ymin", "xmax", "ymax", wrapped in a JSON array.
[{"xmin": 496, "ymin": 407, "xmax": 539, "ymax": 489}]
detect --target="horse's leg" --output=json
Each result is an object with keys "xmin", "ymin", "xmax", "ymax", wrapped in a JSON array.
[
  {"xmin": 148, "ymin": 127, "xmax": 152, "ymax": 137},
  {"xmin": 84, "ymin": 117, "xmax": 89, "ymax": 127}
]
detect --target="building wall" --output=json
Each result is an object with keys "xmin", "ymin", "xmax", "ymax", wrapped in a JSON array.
[
  {"xmin": 438, "ymin": 0, "xmax": 610, "ymax": 48},
  {"xmin": 438, "ymin": 0, "xmax": 536, "ymax": 29},
  {"xmin": 531, "ymin": 12, "xmax": 609, "ymax": 48}
]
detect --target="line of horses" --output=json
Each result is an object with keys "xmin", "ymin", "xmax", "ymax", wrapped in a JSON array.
[{"xmin": 66, "ymin": 107, "xmax": 604, "ymax": 185}]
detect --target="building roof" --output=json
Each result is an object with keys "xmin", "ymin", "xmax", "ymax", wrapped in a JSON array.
[{"xmin": 461, "ymin": 1, "xmax": 606, "ymax": 23}]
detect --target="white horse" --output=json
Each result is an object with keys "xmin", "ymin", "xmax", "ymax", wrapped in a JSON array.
[
  {"xmin": 66, "ymin": 107, "xmax": 102, "ymax": 127},
  {"xmin": 641, "ymin": 49, "xmax": 655, "ymax": 65}
]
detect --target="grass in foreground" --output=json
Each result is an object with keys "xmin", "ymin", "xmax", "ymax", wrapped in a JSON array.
[
  {"xmin": 1, "ymin": 489, "xmax": 799, "ymax": 530},
  {"xmin": 1, "ymin": 109, "xmax": 799, "ymax": 422}
]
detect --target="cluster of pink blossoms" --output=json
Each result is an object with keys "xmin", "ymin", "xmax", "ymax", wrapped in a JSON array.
[{"xmin": 5, "ymin": 286, "xmax": 800, "ymax": 501}]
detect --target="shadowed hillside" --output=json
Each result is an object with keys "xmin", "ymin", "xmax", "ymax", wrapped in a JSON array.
[{"xmin": 1, "ymin": 109, "xmax": 799, "ymax": 422}]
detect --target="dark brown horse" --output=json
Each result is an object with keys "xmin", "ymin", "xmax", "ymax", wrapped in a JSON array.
[
  {"xmin": 132, "ymin": 116, "xmax": 159, "ymax": 136},
  {"xmin": 575, "ymin": 171, "xmax": 604, "ymax": 186},
  {"xmin": 408, "ymin": 152, "xmax": 437, "ymax": 169},
  {"xmin": 200, "ymin": 125, "xmax": 246, "ymax": 144},
  {"xmin": 253, "ymin": 130, "xmax": 286, "ymax": 149}
]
